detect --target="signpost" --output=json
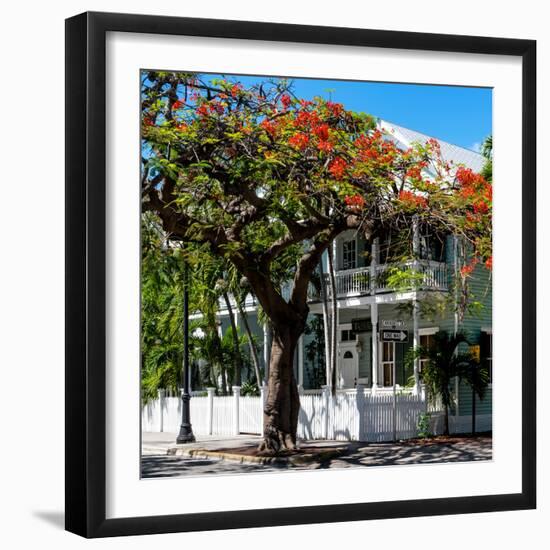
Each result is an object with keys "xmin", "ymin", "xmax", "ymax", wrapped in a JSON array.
[
  {"xmin": 393, "ymin": 360, "xmax": 397, "ymax": 442},
  {"xmin": 381, "ymin": 329, "xmax": 409, "ymax": 343},
  {"xmin": 379, "ymin": 320, "xmax": 407, "ymax": 442},
  {"xmin": 351, "ymin": 319, "xmax": 408, "ymax": 440}
]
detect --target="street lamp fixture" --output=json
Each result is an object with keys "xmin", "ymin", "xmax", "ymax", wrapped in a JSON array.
[{"xmin": 177, "ymin": 251, "xmax": 195, "ymax": 444}]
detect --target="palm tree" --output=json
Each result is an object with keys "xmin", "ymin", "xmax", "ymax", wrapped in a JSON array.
[
  {"xmin": 411, "ymin": 331, "xmax": 489, "ymax": 435},
  {"xmin": 480, "ymin": 134, "xmax": 492, "ymax": 183}
]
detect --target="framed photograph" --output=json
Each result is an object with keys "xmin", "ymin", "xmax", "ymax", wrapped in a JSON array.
[{"xmin": 65, "ymin": 11, "xmax": 536, "ymax": 538}]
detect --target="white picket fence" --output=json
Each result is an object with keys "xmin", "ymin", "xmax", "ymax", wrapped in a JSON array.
[{"xmin": 142, "ymin": 386, "xmax": 470, "ymax": 442}]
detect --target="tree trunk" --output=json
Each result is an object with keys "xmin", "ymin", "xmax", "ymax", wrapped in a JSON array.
[
  {"xmin": 444, "ymin": 405, "xmax": 450, "ymax": 436},
  {"xmin": 222, "ymin": 292, "xmax": 242, "ymax": 387},
  {"xmin": 258, "ymin": 326, "xmax": 301, "ymax": 454},
  {"xmin": 237, "ymin": 300, "xmax": 263, "ymax": 387}
]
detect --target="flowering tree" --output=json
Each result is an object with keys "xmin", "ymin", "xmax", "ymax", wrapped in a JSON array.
[{"xmin": 141, "ymin": 72, "xmax": 492, "ymax": 453}]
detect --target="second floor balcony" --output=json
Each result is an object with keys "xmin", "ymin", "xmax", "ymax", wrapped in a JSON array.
[
  {"xmin": 218, "ymin": 260, "xmax": 448, "ymax": 313},
  {"xmin": 307, "ymin": 259, "xmax": 448, "ymax": 302}
]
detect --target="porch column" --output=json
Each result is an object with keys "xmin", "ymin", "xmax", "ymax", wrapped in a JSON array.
[
  {"xmin": 412, "ymin": 216, "xmax": 421, "ymax": 394},
  {"xmin": 371, "ymin": 302, "xmax": 379, "ymax": 392},
  {"xmin": 413, "ymin": 296, "xmax": 420, "ymax": 393},
  {"xmin": 298, "ymin": 334, "xmax": 304, "ymax": 390},
  {"xmin": 370, "ymin": 237, "xmax": 379, "ymax": 295}
]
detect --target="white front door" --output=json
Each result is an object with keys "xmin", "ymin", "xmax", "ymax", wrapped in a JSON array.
[{"xmin": 338, "ymin": 347, "xmax": 358, "ymax": 388}]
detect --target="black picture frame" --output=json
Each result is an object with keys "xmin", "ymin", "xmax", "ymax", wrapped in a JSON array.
[{"xmin": 65, "ymin": 11, "xmax": 536, "ymax": 538}]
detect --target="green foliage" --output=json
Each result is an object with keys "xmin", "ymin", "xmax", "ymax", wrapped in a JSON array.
[
  {"xmin": 416, "ymin": 412, "xmax": 433, "ymax": 439},
  {"xmin": 141, "ymin": 214, "xmax": 260, "ymax": 401},
  {"xmin": 141, "ymin": 72, "xmax": 492, "ymax": 329},
  {"xmin": 384, "ymin": 264, "xmax": 426, "ymax": 292},
  {"xmin": 480, "ymin": 135, "xmax": 493, "ymax": 183},
  {"xmin": 304, "ymin": 315, "xmax": 327, "ymax": 388},
  {"xmin": 241, "ymin": 380, "xmax": 260, "ymax": 396},
  {"xmin": 406, "ymin": 330, "xmax": 490, "ymax": 433}
]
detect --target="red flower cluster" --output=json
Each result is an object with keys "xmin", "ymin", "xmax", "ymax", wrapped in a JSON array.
[
  {"xmin": 196, "ymin": 101, "xmax": 225, "ymax": 117},
  {"xmin": 294, "ymin": 109, "xmax": 320, "ymax": 128},
  {"xmin": 485, "ymin": 256, "xmax": 493, "ymax": 270},
  {"xmin": 172, "ymin": 99, "xmax": 185, "ymax": 110},
  {"xmin": 398, "ymin": 190, "xmax": 427, "ymax": 208},
  {"xmin": 456, "ymin": 166, "xmax": 484, "ymax": 187},
  {"xmin": 328, "ymin": 157, "xmax": 347, "ymax": 179},
  {"xmin": 280, "ymin": 94, "xmax": 292, "ymax": 109},
  {"xmin": 317, "ymin": 140, "xmax": 334, "ymax": 153},
  {"xmin": 288, "ymin": 132, "xmax": 309, "ymax": 150},
  {"xmin": 196, "ymin": 104, "xmax": 209, "ymax": 117},
  {"xmin": 230, "ymin": 84, "xmax": 242, "ymax": 97},
  {"xmin": 344, "ymin": 194, "xmax": 366, "ymax": 208},
  {"xmin": 460, "ymin": 259, "xmax": 478, "ymax": 277},
  {"xmin": 455, "ymin": 167, "xmax": 492, "ymax": 214},
  {"xmin": 261, "ymin": 119, "xmax": 277, "ymax": 136},
  {"xmin": 143, "ymin": 115, "xmax": 155, "ymax": 126},
  {"xmin": 326, "ymin": 101, "xmax": 344, "ymax": 118},
  {"xmin": 405, "ymin": 166, "xmax": 422, "ymax": 180},
  {"xmin": 354, "ymin": 130, "xmax": 397, "ymax": 164},
  {"xmin": 473, "ymin": 200, "xmax": 489, "ymax": 214},
  {"xmin": 427, "ymin": 138, "xmax": 441, "ymax": 152},
  {"xmin": 313, "ymin": 123, "xmax": 330, "ymax": 141}
]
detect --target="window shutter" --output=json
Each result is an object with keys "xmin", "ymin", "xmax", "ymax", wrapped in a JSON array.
[{"xmin": 480, "ymin": 331, "xmax": 490, "ymax": 361}]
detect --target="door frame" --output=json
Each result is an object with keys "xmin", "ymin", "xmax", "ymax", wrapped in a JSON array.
[
  {"xmin": 338, "ymin": 342, "xmax": 359, "ymax": 388},
  {"xmin": 337, "ymin": 323, "xmax": 359, "ymax": 388}
]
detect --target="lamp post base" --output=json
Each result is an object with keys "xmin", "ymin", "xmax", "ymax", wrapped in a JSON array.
[
  {"xmin": 176, "ymin": 424, "xmax": 195, "ymax": 444},
  {"xmin": 176, "ymin": 392, "xmax": 195, "ymax": 444}
]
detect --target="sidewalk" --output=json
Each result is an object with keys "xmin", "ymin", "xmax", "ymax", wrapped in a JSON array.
[
  {"xmin": 142, "ymin": 432, "xmax": 263, "ymax": 455},
  {"xmin": 142, "ymin": 431, "xmax": 492, "ymax": 468}
]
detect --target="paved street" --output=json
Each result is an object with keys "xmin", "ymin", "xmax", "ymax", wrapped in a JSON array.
[
  {"xmin": 142, "ymin": 454, "xmax": 286, "ymax": 478},
  {"xmin": 141, "ymin": 432, "xmax": 492, "ymax": 479}
]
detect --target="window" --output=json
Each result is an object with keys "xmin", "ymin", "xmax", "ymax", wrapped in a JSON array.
[
  {"xmin": 419, "ymin": 334, "xmax": 434, "ymax": 371},
  {"xmin": 382, "ymin": 341, "xmax": 395, "ymax": 386},
  {"xmin": 419, "ymin": 229, "xmax": 445, "ymax": 261},
  {"xmin": 340, "ymin": 329, "xmax": 356, "ymax": 342},
  {"xmin": 480, "ymin": 330, "xmax": 493, "ymax": 383},
  {"xmin": 342, "ymin": 239, "xmax": 356, "ymax": 270},
  {"xmin": 343, "ymin": 350, "xmax": 353, "ymax": 359},
  {"xmin": 419, "ymin": 331, "xmax": 437, "ymax": 372}
]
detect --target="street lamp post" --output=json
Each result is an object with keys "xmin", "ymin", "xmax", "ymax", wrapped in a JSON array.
[{"xmin": 177, "ymin": 258, "xmax": 195, "ymax": 444}]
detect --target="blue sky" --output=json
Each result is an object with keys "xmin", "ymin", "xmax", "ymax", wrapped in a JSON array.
[{"xmin": 214, "ymin": 74, "xmax": 492, "ymax": 153}]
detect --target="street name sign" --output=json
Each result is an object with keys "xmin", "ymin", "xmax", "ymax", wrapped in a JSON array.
[
  {"xmin": 381, "ymin": 319, "xmax": 406, "ymax": 328},
  {"xmin": 381, "ymin": 329, "xmax": 409, "ymax": 343}
]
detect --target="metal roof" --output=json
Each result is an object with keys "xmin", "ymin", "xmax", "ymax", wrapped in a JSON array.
[{"xmin": 378, "ymin": 119, "xmax": 486, "ymax": 173}]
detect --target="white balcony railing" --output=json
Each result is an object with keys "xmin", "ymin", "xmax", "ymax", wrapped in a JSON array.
[
  {"xmin": 308, "ymin": 260, "xmax": 448, "ymax": 301},
  {"xmin": 217, "ymin": 260, "xmax": 447, "ymax": 312}
]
